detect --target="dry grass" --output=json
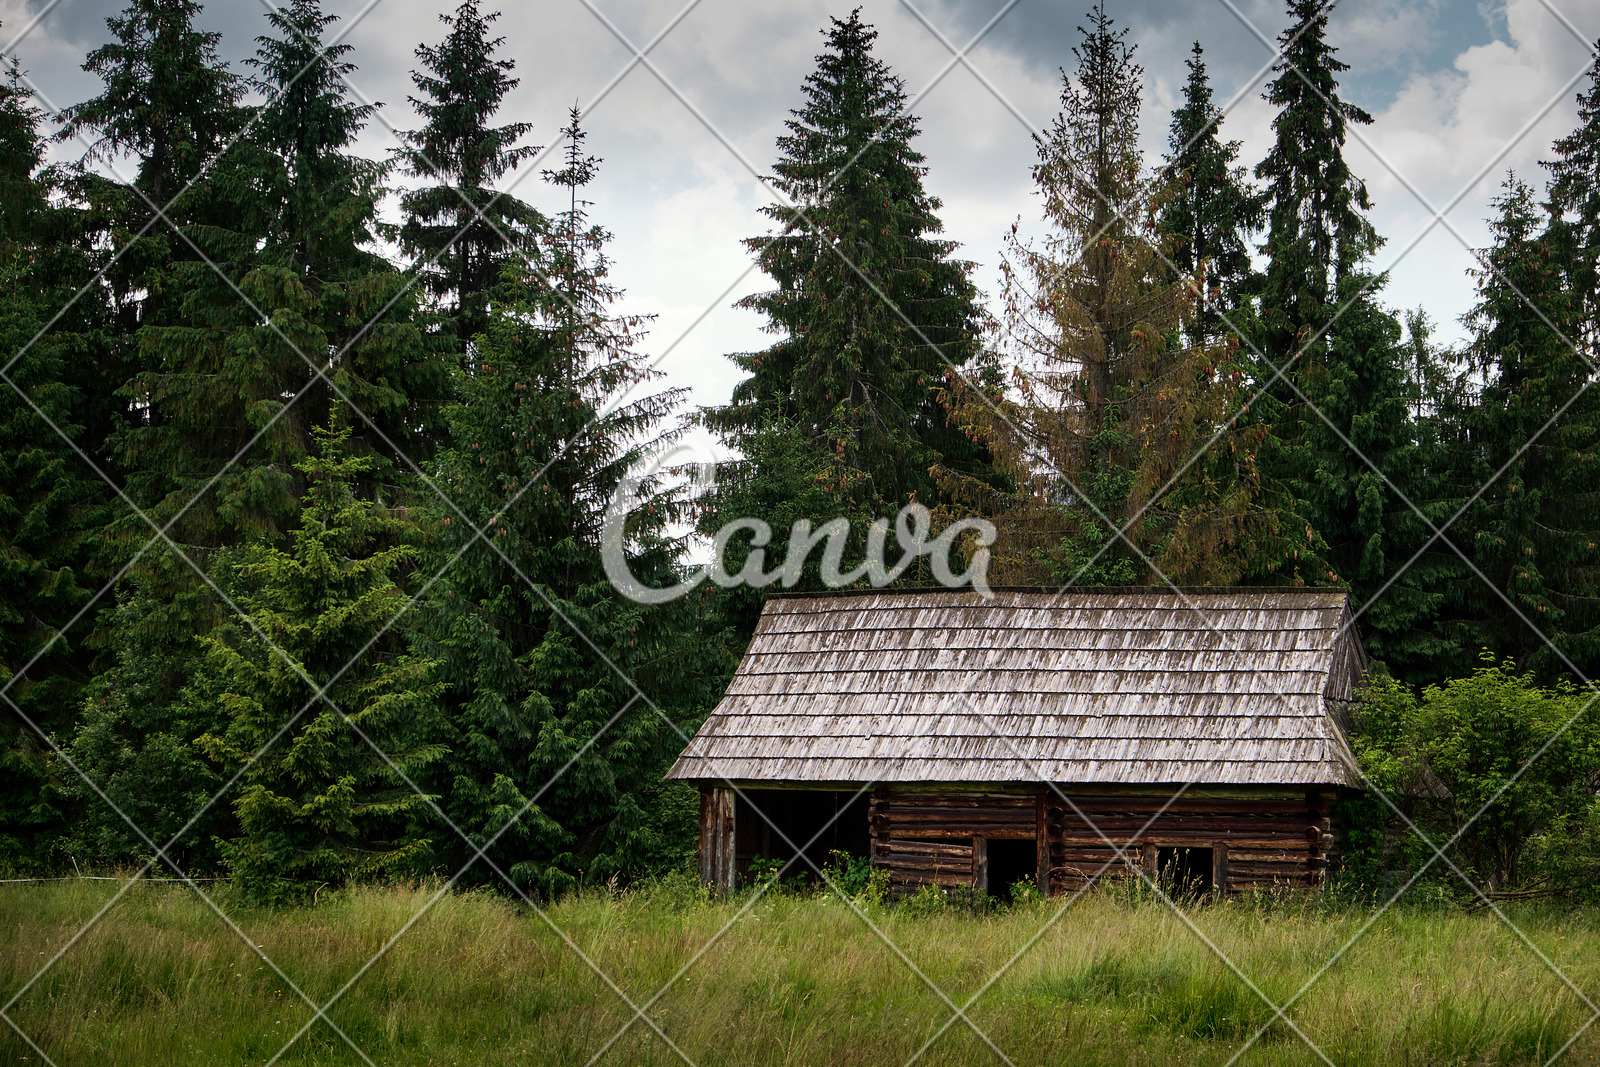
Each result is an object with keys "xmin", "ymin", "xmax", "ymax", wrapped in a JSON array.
[{"xmin": 2, "ymin": 876, "xmax": 1598, "ymax": 1065}]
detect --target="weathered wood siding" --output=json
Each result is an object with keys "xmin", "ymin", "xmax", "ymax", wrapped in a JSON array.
[
  {"xmin": 1044, "ymin": 790, "xmax": 1333, "ymax": 893},
  {"xmin": 868, "ymin": 788, "xmax": 1034, "ymax": 892},
  {"xmin": 698, "ymin": 787, "xmax": 736, "ymax": 891},
  {"xmin": 865, "ymin": 785, "xmax": 1336, "ymax": 895}
]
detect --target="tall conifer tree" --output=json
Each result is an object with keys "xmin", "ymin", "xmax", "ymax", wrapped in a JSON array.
[
  {"xmin": 707, "ymin": 10, "xmax": 988, "ymax": 518},
  {"xmin": 70, "ymin": 1, "xmax": 450, "ymax": 867},
  {"xmin": 1461, "ymin": 177, "xmax": 1600, "ymax": 680},
  {"xmin": 397, "ymin": 1, "xmax": 543, "ymax": 348},
  {"xmin": 0, "ymin": 57, "xmax": 95, "ymax": 869},
  {"xmin": 1547, "ymin": 44, "xmax": 1600, "ymax": 354},
  {"xmin": 941, "ymin": 6, "xmax": 1281, "ymax": 586},
  {"xmin": 52, "ymin": 0, "xmax": 247, "ymax": 464},
  {"xmin": 199, "ymin": 415, "xmax": 444, "ymax": 901},
  {"xmin": 423, "ymin": 113, "xmax": 720, "ymax": 892},
  {"xmin": 1255, "ymin": 0, "xmax": 1378, "ymax": 364},
  {"xmin": 1248, "ymin": 0, "xmax": 1445, "ymax": 676},
  {"xmin": 56, "ymin": 0, "xmax": 244, "ymax": 206},
  {"xmin": 1159, "ymin": 42, "xmax": 1264, "ymax": 346}
]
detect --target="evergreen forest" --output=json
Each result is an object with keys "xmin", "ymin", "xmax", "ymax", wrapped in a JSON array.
[{"xmin": 2, "ymin": 0, "xmax": 1599, "ymax": 905}]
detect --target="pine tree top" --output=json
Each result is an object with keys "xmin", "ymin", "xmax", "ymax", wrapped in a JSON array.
[
  {"xmin": 55, "ymin": 0, "xmax": 244, "ymax": 198},
  {"xmin": 250, "ymin": 0, "xmax": 379, "ymax": 167},
  {"xmin": 401, "ymin": 0, "xmax": 536, "ymax": 189}
]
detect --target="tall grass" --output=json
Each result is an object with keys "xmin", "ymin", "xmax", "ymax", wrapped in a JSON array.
[{"xmin": 2, "ymin": 876, "xmax": 1596, "ymax": 1065}]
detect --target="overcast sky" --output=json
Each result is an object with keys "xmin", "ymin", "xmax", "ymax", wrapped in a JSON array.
[{"xmin": 6, "ymin": 0, "xmax": 1600, "ymax": 472}]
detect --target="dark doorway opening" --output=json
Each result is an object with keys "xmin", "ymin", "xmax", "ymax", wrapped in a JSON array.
[
  {"xmin": 733, "ymin": 790, "xmax": 870, "ymax": 884},
  {"xmin": 1156, "ymin": 846, "xmax": 1213, "ymax": 897},
  {"xmin": 984, "ymin": 838, "xmax": 1037, "ymax": 899}
]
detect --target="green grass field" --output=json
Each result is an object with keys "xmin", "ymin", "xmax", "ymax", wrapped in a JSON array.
[{"xmin": 2, "ymin": 877, "xmax": 1598, "ymax": 1066}]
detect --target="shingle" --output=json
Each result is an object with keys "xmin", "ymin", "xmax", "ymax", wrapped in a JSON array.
[{"xmin": 667, "ymin": 588, "xmax": 1367, "ymax": 787}]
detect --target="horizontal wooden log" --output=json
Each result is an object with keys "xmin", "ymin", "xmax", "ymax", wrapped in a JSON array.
[
  {"xmin": 882, "ymin": 827, "xmax": 1036, "ymax": 840},
  {"xmin": 876, "ymin": 793, "xmax": 1036, "ymax": 799},
  {"xmin": 1050, "ymin": 814, "xmax": 1324, "ymax": 832},
  {"xmin": 1046, "ymin": 797, "xmax": 1321, "ymax": 815},
  {"xmin": 1054, "ymin": 835, "xmax": 1309, "ymax": 851},
  {"xmin": 878, "ymin": 811, "xmax": 1036, "ymax": 825},
  {"xmin": 1225, "ymin": 863, "xmax": 1308, "ymax": 877},
  {"xmin": 876, "ymin": 854, "xmax": 972, "ymax": 868},
  {"xmin": 889, "ymin": 872, "xmax": 971, "ymax": 888},
  {"xmin": 876, "ymin": 799, "xmax": 1036, "ymax": 811},
  {"xmin": 876, "ymin": 841, "xmax": 972, "ymax": 858}
]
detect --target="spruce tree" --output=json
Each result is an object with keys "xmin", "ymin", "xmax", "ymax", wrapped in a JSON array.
[
  {"xmin": 246, "ymin": 0, "xmax": 453, "ymax": 462},
  {"xmin": 1282, "ymin": 273, "xmax": 1451, "ymax": 673},
  {"xmin": 115, "ymin": 0, "xmax": 450, "ymax": 555},
  {"xmin": 423, "ymin": 113, "xmax": 722, "ymax": 893},
  {"xmin": 1255, "ymin": 0, "xmax": 1379, "ymax": 365},
  {"xmin": 51, "ymin": 0, "xmax": 247, "ymax": 465},
  {"xmin": 1461, "ymin": 177, "xmax": 1600, "ymax": 681},
  {"xmin": 706, "ymin": 10, "xmax": 989, "ymax": 518},
  {"xmin": 940, "ymin": 7, "xmax": 1282, "ymax": 586},
  {"xmin": 56, "ymin": 0, "xmax": 244, "ymax": 206},
  {"xmin": 397, "ymin": 1, "xmax": 543, "ymax": 349},
  {"xmin": 72, "ymin": 2, "xmax": 452, "ymax": 867},
  {"xmin": 1252, "ymin": 0, "xmax": 1446, "ymax": 673},
  {"xmin": 199, "ymin": 415, "xmax": 444, "ymax": 902},
  {"xmin": 1547, "ymin": 43, "xmax": 1600, "ymax": 354},
  {"xmin": 0, "ymin": 60, "xmax": 95, "ymax": 870},
  {"xmin": 1159, "ymin": 42, "xmax": 1264, "ymax": 347}
]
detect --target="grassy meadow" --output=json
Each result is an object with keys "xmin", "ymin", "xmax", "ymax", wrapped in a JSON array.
[{"xmin": 2, "ymin": 877, "xmax": 1598, "ymax": 1066}]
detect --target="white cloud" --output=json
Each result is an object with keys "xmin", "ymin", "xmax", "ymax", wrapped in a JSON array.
[{"xmin": 1352, "ymin": 0, "xmax": 1600, "ymax": 340}]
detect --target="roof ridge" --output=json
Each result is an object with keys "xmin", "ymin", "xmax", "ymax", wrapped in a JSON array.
[{"xmin": 764, "ymin": 585, "xmax": 1347, "ymax": 600}]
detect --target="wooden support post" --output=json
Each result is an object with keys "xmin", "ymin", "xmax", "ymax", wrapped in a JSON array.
[
  {"xmin": 972, "ymin": 835, "xmax": 988, "ymax": 893},
  {"xmin": 1141, "ymin": 841, "xmax": 1158, "ymax": 881},
  {"xmin": 1036, "ymin": 792, "xmax": 1050, "ymax": 895},
  {"xmin": 698, "ymin": 787, "xmax": 736, "ymax": 892},
  {"xmin": 1212, "ymin": 842, "xmax": 1228, "ymax": 896}
]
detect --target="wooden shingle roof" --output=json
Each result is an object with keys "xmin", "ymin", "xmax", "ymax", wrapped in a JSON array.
[{"xmin": 667, "ymin": 588, "xmax": 1368, "ymax": 788}]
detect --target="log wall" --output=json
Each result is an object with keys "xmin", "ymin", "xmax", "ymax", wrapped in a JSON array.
[
  {"xmin": 868, "ymin": 788, "xmax": 1037, "ymax": 894},
  {"xmin": 864, "ymin": 786, "xmax": 1336, "ymax": 896},
  {"xmin": 1043, "ymin": 789, "xmax": 1331, "ymax": 893}
]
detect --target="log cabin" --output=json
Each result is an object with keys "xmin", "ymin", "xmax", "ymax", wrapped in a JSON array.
[{"xmin": 667, "ymin": 588, "xmax": 1368, "ymax": 897}]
